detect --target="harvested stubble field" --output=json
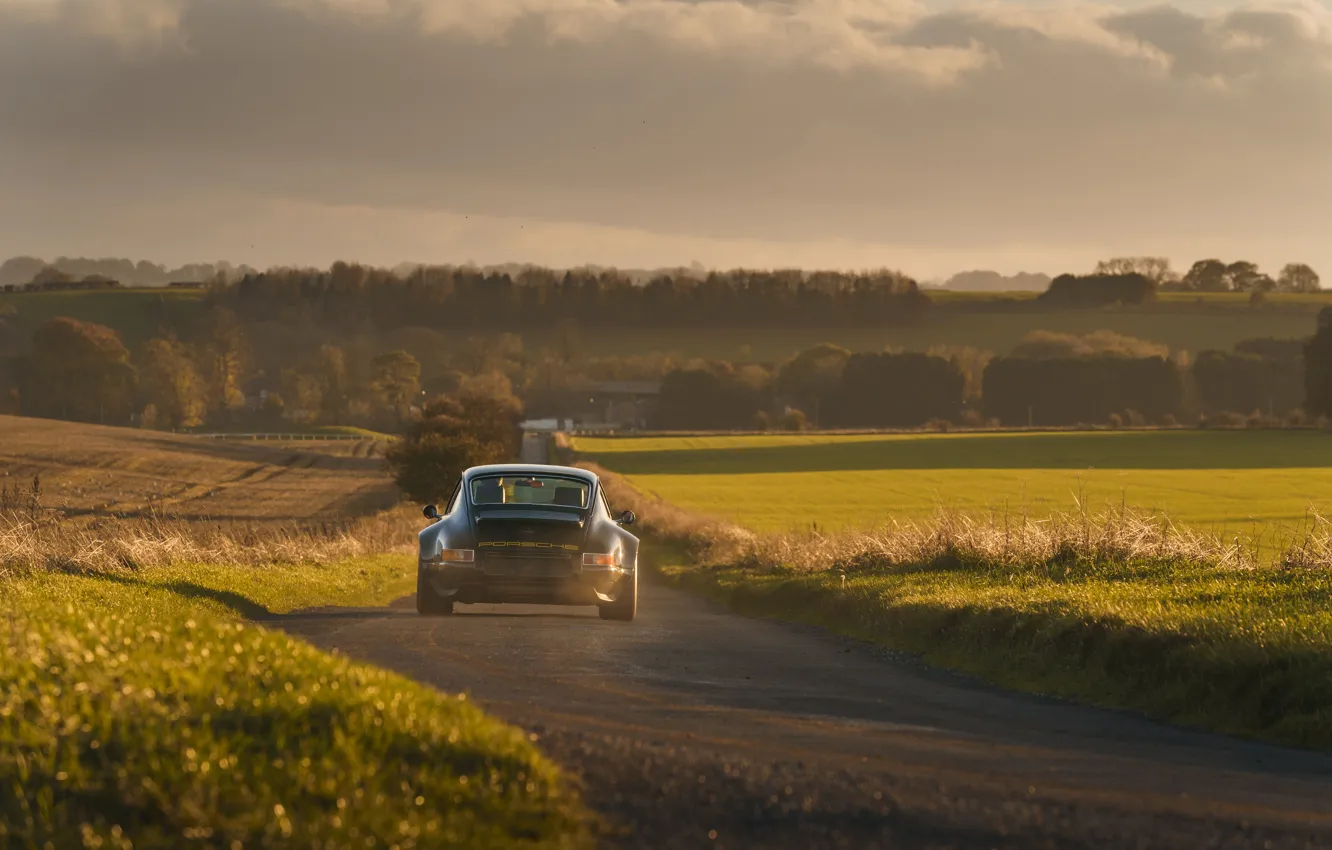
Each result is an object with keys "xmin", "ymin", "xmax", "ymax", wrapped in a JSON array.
[
  {"xmin": 0, "ymin": 414, "xmax": 397, "ymax": 522},
  {"xmin": 574, "ymin": 429, "xmax": 1332, "ymax": 548}
]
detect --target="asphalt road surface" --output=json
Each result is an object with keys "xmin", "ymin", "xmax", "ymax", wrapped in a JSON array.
[
  {"xmin": 276, "ymin": 583, "xmax": 1332, "ymax": 850},
  {"xmin": 276, "ymin": 437, "xmax": 1332, "ymax": 848}
]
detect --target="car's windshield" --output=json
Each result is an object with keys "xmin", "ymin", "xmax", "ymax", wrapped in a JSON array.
[{"xmin": 470, "ymin": 475, "xmax": 590, "ymax": 508}]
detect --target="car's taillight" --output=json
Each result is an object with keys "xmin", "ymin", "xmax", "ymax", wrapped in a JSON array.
[
  {"xmin": 438, "ymin": 549, "xmax": 475, "ymax": 563},
  {"xmin": 582, "ymin": 552, "xmax": 621, "ymax": 567}
]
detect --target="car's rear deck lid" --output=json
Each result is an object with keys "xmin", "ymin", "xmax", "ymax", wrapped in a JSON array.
[{"xmin": 474, "ymin": 508, "xmax": 585, "ymax": 526}]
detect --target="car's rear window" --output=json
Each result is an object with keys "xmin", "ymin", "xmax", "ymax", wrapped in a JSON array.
[{"xmin": 470, "ymin": 475, "xmax": 590, "ymax": 508}]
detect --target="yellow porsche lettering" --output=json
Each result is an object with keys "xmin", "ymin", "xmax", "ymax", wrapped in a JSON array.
[{"xmin": 478, "ymin": 541, "xmax": 579, "ymax": 551}]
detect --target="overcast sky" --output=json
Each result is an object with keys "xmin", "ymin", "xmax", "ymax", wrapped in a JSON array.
[{"xmin": 0, "ymin": 0, "xmax": 1328, "ymax": 280}]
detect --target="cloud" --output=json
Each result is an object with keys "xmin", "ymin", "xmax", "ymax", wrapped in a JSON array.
[
  {"xmin": 1, "ymin": 0, "xmax": 185, "ymax": 46},
  {"xmin": 0, "ymin": 0, "xmax": 1328, "ymax": 275}
]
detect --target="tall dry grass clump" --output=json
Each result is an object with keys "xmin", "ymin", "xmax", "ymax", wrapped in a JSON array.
[
  {"xmin": 581, "ymin": 461, "xmax": 757, "ymax": 562},
  {"xmin": 745, "ymin": 508, "xmax": 1256, "ymax": 576},
  {"xmin": 586, "ymin": 463, "xmax": 1332, "ymax": 574},
  {"xmin": 0, "ymin": 501, "xmax": 418, "ymax": 578}
]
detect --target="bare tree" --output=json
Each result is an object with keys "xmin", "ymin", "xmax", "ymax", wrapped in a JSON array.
[{"xmin": 1094, "ymin": 257, "xmax": 1176, "ymax": 284}]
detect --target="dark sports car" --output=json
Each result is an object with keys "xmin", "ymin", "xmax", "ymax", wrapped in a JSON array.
[{"xmin": 416, "ymin": 464, "xmax": 639, "ymax": 621}]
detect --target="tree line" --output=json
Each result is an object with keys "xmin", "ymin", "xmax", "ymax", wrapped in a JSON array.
[
  {"xmin": 0, "ymin": 256, "xmax": 255, "ymax": 288},
  {"xmin": 0, "ymin": 309, "xmax": 1321, "ymax": 433},
  {"xmin": 212, "ymin": 263, "xmax": 930, "ymax": 330},
  {"xmin": 1, "ymin": 254, "xmax": 1327, "ymax": 436},
  {"xmin": 650, "ymin": 330, "xmax": 1315, "ymax": 430},
  {"xmin": 1091, "ymin": 257, "xmax": 1321, "ymax": 293},
  {"xmin": 0, "ymin": 310, "xmax": 447, "ymax": 433}
]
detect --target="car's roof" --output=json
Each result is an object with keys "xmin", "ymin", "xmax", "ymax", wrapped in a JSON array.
[{"xmin": 462, "ymin": 464, "xmax": 598, "ymax": 483}]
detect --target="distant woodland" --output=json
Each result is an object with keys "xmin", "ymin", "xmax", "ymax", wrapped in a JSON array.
[{"xmin": 0, "ymin": 254, "xmax": 1328, "ymax": 435}]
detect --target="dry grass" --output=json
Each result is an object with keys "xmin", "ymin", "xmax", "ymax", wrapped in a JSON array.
[
  {"xmin": 0, "ymin": 415, "xmax": 414, "ymax": 574},
  {"xmin": 589, "ymin": 457, "xmax": 1332, "ymax": 572},
  {"xmin": 0, "ymin": 414, "xmax": 396, "ymax": 523},
  {"xmin": 586, "ymin": 447, "xmax": 1332, "ymax": 572},
  {"xmin": 0, "ymin": 505, "xmax": 419, "ymax": 577}
]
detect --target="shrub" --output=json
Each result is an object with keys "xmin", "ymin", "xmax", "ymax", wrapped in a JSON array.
[
  {"xmin": 1038, "ymin": 273, "xmax": 1155, "ymax": 307},
  {"xmin": 386, "ymin": 392, "xmax": 523, "ymax": 504},
  {"xmin": 779, "ymin": 408, "xmax": 810, "ymax": 432}
]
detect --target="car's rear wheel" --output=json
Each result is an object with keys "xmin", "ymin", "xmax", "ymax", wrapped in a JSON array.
[
  {"xmin": 416, "ymin": 571, "xmax": 454, "ymax": 616},
  {"xmin": 598, "ymin": 566, "xmax": 637, "ymax": 622}
]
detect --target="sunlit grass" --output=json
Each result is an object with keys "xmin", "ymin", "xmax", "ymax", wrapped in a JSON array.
[
  {"xmin": 666, "ymin": 554, "xmax": 1332, "ymax": 751},
  {"xmin": 0, "ymin": 558, "xmax": 590, "ymax": 849},
  {"xmin": 576, "ymin": 430, "xmax": 1332, "ymax": 550},
  {"xmin": 589, "ymin": 463, "xmax": 1332, "ymax": 751}
]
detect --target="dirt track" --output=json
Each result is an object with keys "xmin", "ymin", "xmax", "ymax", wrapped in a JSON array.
[{"xmin": 275, "ymin": 580, "xmax": 1332, "ymax": 850}]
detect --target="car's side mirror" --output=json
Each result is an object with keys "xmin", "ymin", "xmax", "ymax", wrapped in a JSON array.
[
  {"xmin": 423, "ymin": 504, "xmax": 440, "ymax": 520},
  {"xmin": 616, "ymin": 510, "xmax": 636, "ymax": 526}
]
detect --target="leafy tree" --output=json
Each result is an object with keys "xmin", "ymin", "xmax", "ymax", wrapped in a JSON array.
[
  {"xmin": 1305, "ymin": 308, "xmax": 1332, "ymax": 418},
  {"xmin": 774, "ymin": 344, "xmax": 850, "ymax": 426},
  {"xmin": 28, "ymin": 317, "xmax": 136, "ymax": 423},
  {"xmin": 1193, "ymin": 349, "xmax": 1303, "ymax": 417},
  {"xmin": 1225, "ymin": 261, "xmax": 1273, "ymax": 293},
  {"xmin": 385, "ymin": 391, "xmax": 524, "ymax": 504},
  {"xmin": 983, "ymin": 355, "xmax": 1183, "ymax": 426},
  {"xmin": 279, "ymin": 367, "xmax": 323, "ymax": 424},
  {"xmin": 1278, "ymin": 263, "xmax": 1321, "ymax": 293},
  {"xmin": 0, "ymin": 256, "xmax": 46, "ymax": 288},
  {"xmin": 369, "ymin": 349, "xmax": 422, "ymax": 426},
  {"xmin": 138, "ymin": 338, "xmax": 207, "ymax": 430},
  {"xmin": 1182, "ymin": 259, "xmax": 1228, "ymax": 292},
  {"xmin": 316, "ymin": 344, "xmax": 350, "ymax": 421},
  {"xmin": 197, "ymin": 306, "xmax": 248, "ymax": 416},
  {"xmin": 29, "ymin": 266, "xmax": 73, "ymax": 287},
  {"xmin": 829, "ymin": 352, "xmax": 965, "ymax": 428},
  {"xmin": 1039, "ymin": 273, "xmax": 1155, "ymax": 306},
  {"xmin": 655, "ymin": 364, "xmax": 772, "ymax": 430}
]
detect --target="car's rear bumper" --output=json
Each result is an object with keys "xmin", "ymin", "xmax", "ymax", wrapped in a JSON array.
[{"xmin": 421, "ymin": 559, "xmax": 632, "ymax": 606}]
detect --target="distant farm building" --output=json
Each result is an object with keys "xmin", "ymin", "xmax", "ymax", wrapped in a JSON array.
[{"xmin": 526, "ymin": 379, "xmax": 660, "ymax": 430}]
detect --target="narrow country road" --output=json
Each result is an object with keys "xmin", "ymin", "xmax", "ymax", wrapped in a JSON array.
[
  {"xmin": 276, "ymin": 584, "xmax": 1332, "ymax": 849},
  {"xmin": 274, "ymin": 434, "xmax": 1332, "ymax": 848}
]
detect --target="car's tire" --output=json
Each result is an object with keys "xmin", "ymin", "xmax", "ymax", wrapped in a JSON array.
[
  {"xmin": 416, "ymin": 571, "xmax": 454, "ymax": 616},
  {"xmin": 598, "ymin": 565, "xmax": 637, "ymax": 622}
]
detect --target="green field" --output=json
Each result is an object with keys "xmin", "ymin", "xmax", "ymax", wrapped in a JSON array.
[
  {"xmin": 575, "ymin": 430, "xmax": 1332, "ymax": 543},
  {"xmin": 545, "ymin": 308, "xmax": 1319, "ymax": 361},
  {"xmin": 586, "ymin": 429, "xmax": 1332, "ymax": 749}
]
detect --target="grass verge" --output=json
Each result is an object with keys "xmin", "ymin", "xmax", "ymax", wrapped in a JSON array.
[
  {"xmin": 586, "ymin": 458, "xmax": 1332, "ymax": 753},
  {"xmin": 1, "ymin": 555, "xmax": 590, "ymax": 849}
]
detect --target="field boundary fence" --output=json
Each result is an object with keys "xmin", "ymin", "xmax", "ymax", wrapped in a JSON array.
[{"xmin": 193, "ymin": 433, "xmax": 384, "ymax": 442}]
